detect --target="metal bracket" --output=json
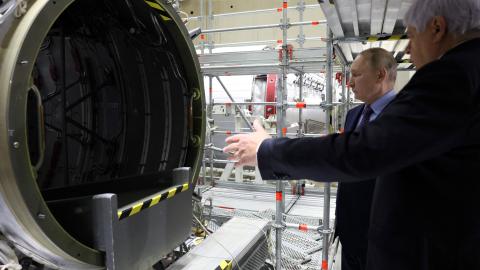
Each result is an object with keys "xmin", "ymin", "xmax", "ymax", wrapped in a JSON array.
[
  {"xmin": 296, "ymin": 34, "xmax": 306, "ymax": 45},
  {"xmin": 271, "ymin": 222, "xmax": 286, "ymax": 230},
  {"xmin": 296, "ymin": 2, "xmax": 306, "ymax": 12},
  {"xmin": 189, "ymin": 27, "xmax": 202, "ymax": 40},
  {"xmin": 280, "ymin": 18, "xmax": 291, "ymax": 30},
  {"xmin": 92, "ymin": 168, "xmax": 192, "ymax": 270},
  {"xmin": 317, "ymin": 228, "xmax": 333, "ymax": 235}
]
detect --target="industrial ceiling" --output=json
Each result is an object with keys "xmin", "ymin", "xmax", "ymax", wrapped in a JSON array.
[{"xmin": 319, "ymin": 0, "xmax": 414, "ymax": 69}]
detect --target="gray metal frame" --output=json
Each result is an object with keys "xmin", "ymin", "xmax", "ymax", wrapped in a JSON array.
[
  {"xmin": 92, "ymin": 168, "xmax": 192, "ymax": 270},
  {"xmin": 199, "ymin": 48, "xmax": 333, "ymax": 76},
  {"xmin": 168, "ymin": 217, "xmax": 270, "ymax": 270},
  {"xmin": 195, "ymin": 1, "xmax": 343, "ymax": 269},
  {"xmin": 0, "ymin": 0, "xmax": 205, "ymax": 268},
  {"xmin": 0, "ymin": 1, "xmax": 104, "ymax": 267},
  {"xmin": 319, "ymin": 0, "xmax": 414, "ymax": 69}
]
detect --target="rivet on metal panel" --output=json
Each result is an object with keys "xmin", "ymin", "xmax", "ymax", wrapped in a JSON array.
[
  {"xmin": 191, "ymin": 135, "xmax": 201, "ymax": 147},
  {"xmin": 192, "ymin": 88, "xmax": 201, "ymax": 101},
  {"xmin": 12, "ymin": 141, "xmax": 20, "ymax": 149}
]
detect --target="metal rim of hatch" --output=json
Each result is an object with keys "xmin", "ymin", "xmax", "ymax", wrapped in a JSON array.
[{"xmin": 0, "ymin": 0, "xmax": 205, "ymax": 268}]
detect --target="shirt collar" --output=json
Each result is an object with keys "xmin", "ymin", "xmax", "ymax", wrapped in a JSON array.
[{"xmin": 369, "ymin": 90, "xmax": 396, "ymax": 115}]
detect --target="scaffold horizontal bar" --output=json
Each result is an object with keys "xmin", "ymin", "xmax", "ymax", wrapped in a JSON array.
[
  {"xmin": 202, "ymin": 20, "xmax": 326, "ymax": 34},
  {"xmin": 189, "ymin": 4, "xmax": 320, "ymax": 20}
]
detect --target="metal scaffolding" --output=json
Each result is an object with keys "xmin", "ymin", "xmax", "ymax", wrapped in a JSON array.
[
  {"xmin": 317, "ymin": 0, "xmax": 414, "ymax": 69},
  {"xmin": 184, "ymin": 0, "xmax": 417, "ymax": 269},
  {"xmin": 192, "ymin": 1, "xmax": 344, "ymax": 269},
  {"xmin": 321, "ymin": 28, "xmax": 334, "ymax": 270}
]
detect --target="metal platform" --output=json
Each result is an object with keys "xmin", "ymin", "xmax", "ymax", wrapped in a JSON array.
[
  {"xmin": 168, "ymin": 217, "xmax": 270, "ymax": 270},
  {"xmin": 195, "ymin": 182, "xmax": 337, "ymax": 270},
  {"xmin": 200, "ymin": 47, "xmax": 332, "ymax": 76},
  {"xmin": 319, "ymin": 0, "xmax": 414, "ymax": 69}
]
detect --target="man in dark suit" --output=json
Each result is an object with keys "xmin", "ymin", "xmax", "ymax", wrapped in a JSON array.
[
  {"xmin": 223, "ymin": 0, "xmax": 480, "ymax": 269},
  {"xmin": 336, "ymin": 48, "xmax": 397, "ymax": 270}
]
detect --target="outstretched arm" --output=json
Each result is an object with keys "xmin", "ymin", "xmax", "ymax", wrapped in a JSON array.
[
  {"xmin": 225, "ymin": 61, "xmax": 475, "ymax": 182},
  {"xmin": 259, "ymin": 63, "xmax": 473, "ymax": 181},
  {"xmin": 223, "ymin": 120, "xmax": 271, "ymax": 166}
]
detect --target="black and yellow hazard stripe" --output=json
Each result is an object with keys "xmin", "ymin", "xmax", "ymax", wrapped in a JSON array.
[
  {"xmin": 367, "ymin": 34, "xmax": 408, "ymax": 42},
  {"xmin": 118, "ymin": 183, "xmax": 189, "ymax": 220},
  {"xmin": 215, "ymin": 260, "xmax": 232, "ymax": 270},
  {"xmin": 398, "ymin": 59, "xmax": 412, "ymax": 64},
  {"xmin": 145, "ymin": 0, "xmax": 172, "ymax": 21}
]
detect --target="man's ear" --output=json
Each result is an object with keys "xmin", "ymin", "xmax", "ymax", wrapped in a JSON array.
[
  {"xmin": 377, "ymin": 68, "xmax": 387, "ymax": 82},
  {"xmin": 431, "ymin": 16, "xmax": 447, "ymax": 42}
]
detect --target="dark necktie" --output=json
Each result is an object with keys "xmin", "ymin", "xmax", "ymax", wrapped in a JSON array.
[{"xmin": 358, "ymin": 105, "xmax": 374, "ymax": 128}]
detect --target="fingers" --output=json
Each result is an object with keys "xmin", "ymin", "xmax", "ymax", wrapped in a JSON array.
[
  {"xmin": 225, "ymin": 134, "xmax": 242, "ymax": 144},
  {"xmin": 226, "ymin": 149, "xmax": 244, "ymax": 167},
  {"xmin": 223, "ymin": 124, "xmax": 262, "ymax": 167},
  {"xmin": 227, "ymin": 146, "xmax": 257, "ymax": 167},
  {"xmin": 252, "ymin": 119, "xmax": 264, "ymax": 132},
  {"xmin": 225, "ymin": 146, "xmax": 244, "ymax": 164},
  {"xmin": 235, "ymin": 160, "xmax": 246, "ymax": 167},
  {"xmin": 223, "ymin": 142, "xmax": 239, "ymax": 154}
]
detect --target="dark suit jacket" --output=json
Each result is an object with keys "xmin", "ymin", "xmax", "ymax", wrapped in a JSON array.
[
  {"xmin": 258, "ymin": 38, "xmax": 480, "ymax": 270},
  {"xmin": 335, "ymin": 105, "xmax": 376, "ymax": 254}
]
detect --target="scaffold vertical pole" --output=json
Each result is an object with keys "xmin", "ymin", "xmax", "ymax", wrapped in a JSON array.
[
  {"xmin": 275, "ymin": 1, "xmax": 290, "ymax": 269},
  {"xmin": 200, "ymin": 0, "xmax": 205, "ymax": 54},
  {"xmin": 297, "ymin": 0, "xmax": 306, "ymax": 48},
  {"xmin": 208, "ymin": 0, "xmax": 213, "ymax": 51},
  {"xmin": 322, "ymin": 28, "xmax": 334, "ymax": 270},
  {"xmin": 297, "ymin": 0, "xmax": 305, "ymax": 136},
  {"xmin": 341, "ymin": 65, "xmax": 347, "ymax": 130},
  {"xmin": 298, "ymin": 71, "xmax": 304, "ymax": 136},
  {"xmin": 346, "ymin": 66, "xmax": 351, "ymax": 113},
  {"xmin": 296, "ymin": 69, "xmax": 305, "ymax": 196},
  {"xmin": 209, "ymin": 75, "xmax": 214, "ymax": 184}
]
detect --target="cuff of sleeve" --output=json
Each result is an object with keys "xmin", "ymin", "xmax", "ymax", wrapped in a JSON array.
[{"xmin": 257, "ymin": 138, "xmax": 275, "ymax": 180}]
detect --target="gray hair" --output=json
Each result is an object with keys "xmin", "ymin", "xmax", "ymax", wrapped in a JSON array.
[
  {"xmin": 359, "ymin": 48, "xmax": 397, "ymax": 82},
  {"xmin": 404, "ymin": 0, "xmax": 480, "ymax": 34}
]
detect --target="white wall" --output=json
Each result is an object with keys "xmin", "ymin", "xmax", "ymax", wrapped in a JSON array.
[
  {"xmin": 394, "ymin": 71, "xmax": 415, "ymax": 93},
  {"xmin": 180, "ymin": 0, "xmax": 327, "ymax": 49},
  {"xmin": 206, "ymin": 75, "xmax": 255, "ymax": 103}
]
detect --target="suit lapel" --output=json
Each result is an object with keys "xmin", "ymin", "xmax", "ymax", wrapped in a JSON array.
[{"xmin": 345, "ymin": 105, "xmax": 364, "ymax": 132}]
